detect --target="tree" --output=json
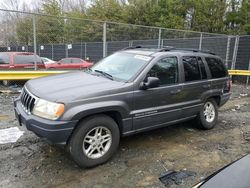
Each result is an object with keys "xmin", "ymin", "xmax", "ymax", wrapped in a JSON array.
[
  {"xmin": 36, "ymin": 0, "xmax": 65, "ymax": 44},
  {"xmin": 185, "ymin": 0, "xmax": 227, "ymax": 33},
  {"xmin": 239, "ymin": 0, "xmax": 250, "ymax": 34},
  {"xmin": 87, "ymin": 0, "xmax": 125, "ymax": 22},
  {"xmin": 16, "ymin": 17, "xmax": 33, "ymax": 45}
]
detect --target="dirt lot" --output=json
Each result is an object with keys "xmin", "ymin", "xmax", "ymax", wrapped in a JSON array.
[{"xmin": 0, "ymin": 84, "xmax": 249, "ymax": 188}]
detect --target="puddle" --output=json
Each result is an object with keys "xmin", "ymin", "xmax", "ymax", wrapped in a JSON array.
[
  {"xmin": 0, "ymin": 127, "xmax": 24, "ymax": 144},
  {"xmin": 159, "ymin": 170, "xmax": 196, "ymax": 187}
]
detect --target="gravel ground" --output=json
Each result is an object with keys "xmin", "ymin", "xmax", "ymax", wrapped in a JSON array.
[{"xmin": 0, "ymin": 84, "xmax": 249, "ymax": 188}]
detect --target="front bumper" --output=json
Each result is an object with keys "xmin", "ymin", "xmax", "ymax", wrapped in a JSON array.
[{"xmin": 14, "ymin": 99, "xmax": 77, "ymax": 145}]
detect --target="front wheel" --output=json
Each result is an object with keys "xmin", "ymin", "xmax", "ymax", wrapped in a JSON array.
[
  {"xmin": 196, "ymin": 98, "xmax": 218, "ymax": 130},
  {"xmin": 69, "ymin": 115, "xmax": 120, "ymax": 168}
]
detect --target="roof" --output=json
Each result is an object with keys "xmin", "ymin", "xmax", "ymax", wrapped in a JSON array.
[
  {"xmin": 122, "ymin": 46, "xmax": 219, "ymax": 58},
  {"xmin": 0, "ymin": 52, "xmax": 34, "ymax": 55}
]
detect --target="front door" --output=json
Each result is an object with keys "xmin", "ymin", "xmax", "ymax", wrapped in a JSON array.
[
  {"xmin": 132, "ymin": 56, "xmax": 183, "ymax": 131},
  {"xmin": 0, "ymin": 54, "xmax": 10, "ymax": 69}
]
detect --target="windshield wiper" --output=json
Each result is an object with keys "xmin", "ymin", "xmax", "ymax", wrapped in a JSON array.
[{"xmin": 94, "ymin": 69, "xmax": 113, "ymax": 80}]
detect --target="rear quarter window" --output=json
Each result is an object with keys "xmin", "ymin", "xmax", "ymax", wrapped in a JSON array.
[
  {"xmin": 205, "ymin": 57, "xmax": 227, "ymax": 78},
  {"xmin": 72, "ymin": 59, "xmax": 82, "ymax": 63}
]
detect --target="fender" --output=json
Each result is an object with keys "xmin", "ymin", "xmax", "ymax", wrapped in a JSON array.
[
  {"xmin": 62, "ymin": 100, "xmax": 131, "ymax": 121},
  {"xmin": 201, "ymin": 89, "xmax": 222, "ymax": 103}
]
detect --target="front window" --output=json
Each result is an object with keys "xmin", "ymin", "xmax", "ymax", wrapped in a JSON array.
[
  {"xmin": 91, "ymin": 52, "xmax": 152, "ymax": 81},
  {"xmin": 147, "ymin": 57, "xmax": 178, "ymax": 85},
  {"xmin": 0, "ymin": 53, "xmax": 10, "ymax": 64}
]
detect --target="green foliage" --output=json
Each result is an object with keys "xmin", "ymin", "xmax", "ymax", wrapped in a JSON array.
[
  {"xmin": 87, "ymin": 0, "xmax": 125, "ymax": 22},
  {"xmin": 36, "ymin": 0, "xmax": 64, "ymax": 44},
  {"xmin": 14, "ymin": 0, "xmax": 250, "ymax": 45},
  {"xmin": 16, "ymin": 17, "xmax": 33, "ymax": 45}
]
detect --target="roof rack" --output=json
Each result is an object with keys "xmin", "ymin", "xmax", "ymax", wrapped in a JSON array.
[
  {"xmin": 122, "ymin": 46, "xmax": 216, "ymax": 55},
  {"xmin": 158, "ymin": 46, "xmax": 175, "ymax": 52},
  {"xmin": 172, "ymin": 48, "xmax": 216, "ymax": 55},
  {"xmin": 122, "ymin": 46, "xmax": 143, "ymax": 50}
]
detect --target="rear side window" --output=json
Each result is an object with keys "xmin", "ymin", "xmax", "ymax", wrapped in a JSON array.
[
  {"xmin": 147, "ymin": 57, "xmax": 178, "ymax": 85},
  {"xmin": 0, "ymin": 54, "xmax": 10, "ymax": 64},
  {"xmin": 183, "ymin": 56, "xmax": 201, "ymax": 81},
  {"xmin": 72, "ymin": 59, "xmax": 81, "ymax": 63},
  {"xmin": 14, "ymin": 54, "xmax": 42, "ymax": 64},
  {"xmin": 205, "ymin": 57, "xmax": 227, "ymax": 78}
]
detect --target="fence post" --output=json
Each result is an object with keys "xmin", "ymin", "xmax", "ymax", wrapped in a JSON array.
[
  {"xmin": 246, "ymin": 59, "xmax": 250, "ymax": 85},
  {"xmin": 231, "ymin": 35, "xmax": 240, "ymax": 70},
  {"xmin": 103, "ymin": 22, "xmax": 107, "ymax": 58},
  {"xmin": 80, "ymin": 42, "xmax": 83, "ymax": 59},
  {"xmin": 129, "ymin": 41, "xmax": 133, "ymax": 47},
  {"xmin": 158, "ymin": 28, "xmax": 162, "ymax": 48},
  {"xmin": 84, "ymin": 43, "xmax": 87, "ymax": 60},
  {"xmin": 51, "ymin": 44, "xmax": 54, "ymax": 60},
  {"xmin": 225, "ymin": 36, "xmax": 231, "ymax": 68},
  {"xmin": 65, "ymin": 44, "xmax": 68, "ymax": 58},
  {"xmin": 32, "ymin": 15, "xmax": 37, "ymax": 70},
  {"xmin": 199, "ymin": 33, "xmax": 203, "ymax": 50}
]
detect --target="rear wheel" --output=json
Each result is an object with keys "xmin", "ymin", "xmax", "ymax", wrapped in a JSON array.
[
  {"xmin": 69, "ymin": 115, "xmax": 120, "ymax": 168},
  {"xmin": 196, "ymin": 98, "xmax": 218, "ymax": 130}
]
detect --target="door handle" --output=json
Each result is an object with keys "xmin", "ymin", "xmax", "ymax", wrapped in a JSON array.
[
  {"xmin": 170, "ymin": 89, "xmax": 181, "ymax": 95},
  {"xmin": 202, "ymin": 84, "xmax": 211, "ymax": 89}
]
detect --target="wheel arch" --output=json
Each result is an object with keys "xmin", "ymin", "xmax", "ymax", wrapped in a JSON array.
[{"xmin": 66, "ymin": 111, "xmax": 124, "ymax": 146}]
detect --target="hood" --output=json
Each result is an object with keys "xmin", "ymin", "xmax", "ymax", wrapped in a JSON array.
[{"xmin": 26, "ymin": 71, "xmax": 125, "ymax": 102}]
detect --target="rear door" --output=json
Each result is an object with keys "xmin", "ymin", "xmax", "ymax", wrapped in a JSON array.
[
  {"xmin": 0, "ymin": 53, "xmax": 10, "ymax": 69},
  {"xmin": 71, "ymin": 58, "xmax": 83, "ymax": 69},
  {"xmin": 133, "ymin": 56, "xmax": 183, "ymax": 130},
  {"xmin": 180, "ymin": 56, "xmax": 210, "ymax": 118}
]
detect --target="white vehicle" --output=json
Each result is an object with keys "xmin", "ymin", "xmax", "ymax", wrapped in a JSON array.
[{"xmin": 41, "ymin": 57, "xmax": 56, "ymax": 64}]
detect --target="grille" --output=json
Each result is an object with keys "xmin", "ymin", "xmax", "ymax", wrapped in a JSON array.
[{"xmin": 20, "ymin": 88, "xmax": 37, "ymax": 114}]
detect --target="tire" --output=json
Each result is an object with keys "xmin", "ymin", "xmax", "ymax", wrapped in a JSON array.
[
  {"xmin": 69, "ymin": 115, "xmax": 120, "ymax": 168},
  {"xmin": 196, "ymin": 98, "xmax": 218, "ymax": 130}
]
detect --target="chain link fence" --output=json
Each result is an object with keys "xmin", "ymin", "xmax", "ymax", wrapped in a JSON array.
[{"xmin": 0, "ymin": 9, "xmax": 249, "ymax": 85}]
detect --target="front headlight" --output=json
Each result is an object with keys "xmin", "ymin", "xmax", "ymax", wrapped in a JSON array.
[{"xmin": 32, "ymin": 99, "xmax": 65, "ymax": 120}]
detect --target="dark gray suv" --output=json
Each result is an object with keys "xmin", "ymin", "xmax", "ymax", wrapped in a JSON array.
[{"xmin": 14, "ymin": 47, "xmax": 231, "ymax": 167}]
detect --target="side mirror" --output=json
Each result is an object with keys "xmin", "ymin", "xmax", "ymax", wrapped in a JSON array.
[{"xmin": 140, "ymin": 77, "xmax": 160, "ymax": 90}]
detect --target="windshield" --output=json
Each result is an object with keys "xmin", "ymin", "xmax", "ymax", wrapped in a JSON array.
[{"xmin": 91, "ymin": 52, "xmax": 152, "ymax": 81}]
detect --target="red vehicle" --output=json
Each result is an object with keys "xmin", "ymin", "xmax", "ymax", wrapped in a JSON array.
[
  {"xmin": 45, "ymin": 58, "xmax": 93, "ymax": 69},
  {"xmin": 0, "ymin": 52, "xmax": 45, "ymax": 69}
]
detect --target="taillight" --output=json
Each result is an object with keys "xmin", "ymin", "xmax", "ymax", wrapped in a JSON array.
[{"xmin": 224, "ymin": 79, "xmax": 231, "ymax": 93}]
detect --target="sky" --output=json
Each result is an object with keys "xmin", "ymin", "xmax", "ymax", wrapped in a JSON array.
[{"xmin": 0, "ymin": 0, "xmax": 91, "ymax": 11}]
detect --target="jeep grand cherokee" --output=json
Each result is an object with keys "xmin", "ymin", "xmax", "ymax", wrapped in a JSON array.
[{"xmin": 14, "ymin": 47, "xmax": 231, "ymax": 168}]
